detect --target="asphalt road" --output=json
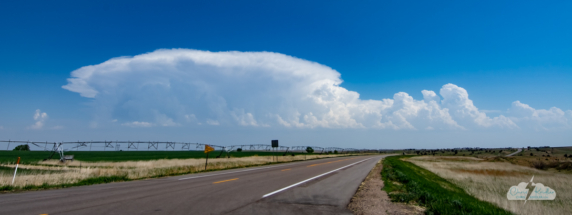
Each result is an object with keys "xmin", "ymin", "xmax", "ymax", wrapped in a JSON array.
[
  {"xmin": 0, "ymin": 155, "xmax": 388, "ymax": 215},
  {"xmin": 506, "ymin": 148, "xmax": 522, "ymax": 157}
]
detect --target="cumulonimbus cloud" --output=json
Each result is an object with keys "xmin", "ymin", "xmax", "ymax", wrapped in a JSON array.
[
  {"xmin": 508, "ymin": 101, "xmax": 572, "ymax": 130},
  {"xmin": 62, "ymin": 49, "xmax": 571, "ymax": 130}
]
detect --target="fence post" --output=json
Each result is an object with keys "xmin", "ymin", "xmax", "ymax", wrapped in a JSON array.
[
  {"xmin": 12, "ymin": 157, "xmax": 20, "ymax": 185},
  {"xmin": 7, "ymin": 139, "xmax": 10, "ymax": 150}
]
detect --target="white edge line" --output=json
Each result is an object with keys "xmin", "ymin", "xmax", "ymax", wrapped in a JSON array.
[
  {"xmin": 262, "ymin": 157, "xmax": 374, "ymax": 198},
  {"xmin": 178, "ymin": 161, "xmax": 305, "ymax": 180}
]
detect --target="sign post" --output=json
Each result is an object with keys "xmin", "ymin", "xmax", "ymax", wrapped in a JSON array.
[
  {"xmin": 204, "ymin": 145, "xmax": 214, "ymax": 170},
  {"xmin": 12, "ymin": 157, "xmax": 20, "ymax": 185},
  {"xmin": 271, "ymin": 140, "xmax": 278, "ymax": 163}
]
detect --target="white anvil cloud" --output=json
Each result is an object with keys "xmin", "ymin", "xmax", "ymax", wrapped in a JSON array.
[{"xmin": 62, "ymin": 49, "xmax": 571, "ymax": 130}]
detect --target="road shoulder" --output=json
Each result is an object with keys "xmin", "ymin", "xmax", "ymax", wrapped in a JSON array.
[{"xmin": 348, "ymin": 156, "xmax": 424, "ymax": 215}]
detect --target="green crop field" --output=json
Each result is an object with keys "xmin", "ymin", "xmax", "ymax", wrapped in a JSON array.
[{"xmin": 0, "ymin": 150, "xmax": 305, "ymax": 164}]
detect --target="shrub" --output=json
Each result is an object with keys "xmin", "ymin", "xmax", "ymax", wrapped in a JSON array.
[
  {"xmin": 306, "ymin": 147, "xmax": 314, "ymax": 153},
  {"xmin": 236, "ymin": 148, "xmax": 242, "ymax": 152},
  {"xmin": 13, "ymin": 144, "xmax": 30, "ymax": 151},
  {"xmin": 556, "ymin": 162, "xmax": 572, "ymax": 171},
  {"xmin": 532, "ymin": 161, "xmax": 546, "ymax": 170}
]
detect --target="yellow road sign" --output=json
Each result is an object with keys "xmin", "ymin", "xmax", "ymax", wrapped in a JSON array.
[{"xmin": 204, "ymin": 145, "xmax": 214, "ymax": 153}]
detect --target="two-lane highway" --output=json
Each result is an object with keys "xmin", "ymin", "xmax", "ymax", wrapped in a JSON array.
[{"xmin": 0, "ymin": 155, "xmax": 389, "ymax": 215}]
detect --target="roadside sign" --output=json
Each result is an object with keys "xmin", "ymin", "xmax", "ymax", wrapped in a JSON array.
[
  {"xmin": 204, "ymin": 145, "xmax": 214, "ymax": 153},
  {"xmin": 204, "ymin": 145, "xmax": 214, "ymax": 170}
]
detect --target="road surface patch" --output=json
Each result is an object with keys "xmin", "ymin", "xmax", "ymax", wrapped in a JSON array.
[
  {"xmin": 306, "ymin": 158, "xmax": 355, "ymax": 167},
  {"xmin": 213, "ymin": 178, "xmax": 239, "ymax": 184},
  {"xmin": 263, "ymin": 158, "xmax": 373, "ymax": 198},
  {"xmin": 178, "ymin": 162, "xmax": 301, "ymax": 181},
  {"xmin": 281, "ymin": 169, "xmax": 291, "ymax": 171}
]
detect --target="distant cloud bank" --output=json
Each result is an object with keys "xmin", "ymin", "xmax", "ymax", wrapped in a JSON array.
[{"xmin": 62, "ymin": 49, "xmax": 572, "ymax": 130}]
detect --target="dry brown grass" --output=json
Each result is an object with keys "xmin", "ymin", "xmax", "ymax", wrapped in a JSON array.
[
  {"xmin": 450, "ymin": 168, "xmax": 529, "ymax": 177},
  {"xmin": 1, "ymin": 154, "xmax": 345, "ymax": 188},
  {"xmin": 408, "ymin": 156, "xmax": 572, "ymax": 215}
]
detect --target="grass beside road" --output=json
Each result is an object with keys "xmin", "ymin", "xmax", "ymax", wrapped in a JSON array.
[
  {"xmin": 0, "ymin": 166, "xmax": 64, "ymax": 175},
  {"xmin": 0, "ymin": 150, "xmax": 305, "ymax": 164},
  {"xmin": 381, "ymin": 156, "xmax": 511, "ymax": 215},
  {"xmin": 408, "ymin": 156, "xmax": 572, "ymax": 215},
  {"xmin": 0, "ymin": 175, "xmax": 130, "ymax": 192}
]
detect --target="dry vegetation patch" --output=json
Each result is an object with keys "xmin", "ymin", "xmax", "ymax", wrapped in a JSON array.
[
  {"xmin": 414, "ymin": 156, "xmax": 483, "ymax": 162},
  {"xmin": 450, "ymin": 168, "xmax": 528, "ymax": 177},
  {"xmin": 408, "ymin": 156, "xmax": 572, "ymax": 215}
]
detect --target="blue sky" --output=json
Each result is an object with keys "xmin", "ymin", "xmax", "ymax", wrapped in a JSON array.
[{"xmin": 1, "ymin": 1, "xmax": 571, "ymax": 149}]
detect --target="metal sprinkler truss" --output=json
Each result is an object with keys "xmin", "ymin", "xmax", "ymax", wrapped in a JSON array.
[{"xmin": 1, "ymin": 140, "xmax": 384, "ymax": 161}]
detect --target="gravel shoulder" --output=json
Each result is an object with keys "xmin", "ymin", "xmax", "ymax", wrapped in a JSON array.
[{"xmin": 348, "ymin": 157, "xmax": 424, "ymax": 215}]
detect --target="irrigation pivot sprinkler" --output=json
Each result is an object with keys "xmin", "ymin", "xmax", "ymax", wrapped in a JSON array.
[
  {"xmin": 216, "ymin": 147, "xmax": 225, "ymax": 158},
  {"xmin": 12, "ymin": 157, "xmax": 20, "ymax": 185},
  {"xmin": 223, "ymin": 146, "xmax": 235, "ymax": 158},
  {"xmin": 43, "ymin": 142, "xmax": 65, "ymax": 161}
]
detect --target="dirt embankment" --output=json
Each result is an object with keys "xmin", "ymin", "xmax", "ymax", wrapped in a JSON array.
[{"xmin": 348, "ymin": 158, "xmax": 423, "ymax": 215}]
